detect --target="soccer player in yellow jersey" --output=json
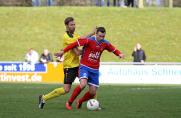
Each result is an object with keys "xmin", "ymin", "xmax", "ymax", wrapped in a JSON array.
[{"xmin": 38, "ymin": 17, "xmax": 95, "ymax": 109}]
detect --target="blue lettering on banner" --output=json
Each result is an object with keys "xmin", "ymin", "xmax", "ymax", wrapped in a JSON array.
[
  {"xmin": 152, "ymin": 68, "xmax": 181, "ymax": 76},
  {"xmin": 107, "ymin": 68, "xmax": 149, "ymax": 76},
  {"xmin": 0, "ymin": 63, "xmax": 46, "ymax": 72}
]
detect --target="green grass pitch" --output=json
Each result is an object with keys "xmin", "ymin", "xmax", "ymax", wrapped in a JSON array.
[{"xmin": 0, "ymin": 83, "xmax": 181, "ymax": 118}]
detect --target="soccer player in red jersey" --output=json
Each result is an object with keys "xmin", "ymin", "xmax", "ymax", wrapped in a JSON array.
[{"xmin": 55, "ymin": 27, "xmax": 124, "ymax": 109}]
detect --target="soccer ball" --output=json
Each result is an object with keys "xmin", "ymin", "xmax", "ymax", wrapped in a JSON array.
[{"xmin": 87, "ymin": 99, "xmax": 99, "ymax": 111}]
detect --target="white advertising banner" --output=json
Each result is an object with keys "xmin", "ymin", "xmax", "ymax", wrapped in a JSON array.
[{"xmin": 99, "ymin": 64, "xmax": 181, "ymax": 84}]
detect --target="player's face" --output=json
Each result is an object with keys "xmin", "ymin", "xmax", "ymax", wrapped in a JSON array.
[
  {"xmin": 67, "ymin": 21, "xmax": 76, "ymax": 33},
  {"xmin": 96, "ymin": 31, "xmax": 105, "ymax": 41}
]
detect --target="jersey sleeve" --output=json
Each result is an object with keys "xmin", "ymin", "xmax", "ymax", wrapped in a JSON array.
[
  {"xmin": 106, "ymin": 43, "xmax": 122, "ymax": 56},
  {"xmin": 63, "ymin": 38, "xmax": 88, "ymax": 52}
]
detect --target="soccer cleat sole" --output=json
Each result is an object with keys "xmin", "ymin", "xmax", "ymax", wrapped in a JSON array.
[{"xmin": 39, "ymin": 95, "xmax": 45, "ymax": 109}]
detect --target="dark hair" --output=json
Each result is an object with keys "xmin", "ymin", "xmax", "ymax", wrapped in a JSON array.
[
  {"xmin": 64, "ymin": 17, "xmax": 74, "ymax": 25},
  {"xmin": 96, "ymin": 27, "xmax": 106, "ymax": 34}
]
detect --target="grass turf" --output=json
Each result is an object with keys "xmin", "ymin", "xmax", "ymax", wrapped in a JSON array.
[
  {"xmin": 0, "ymin": 7, "xmax": 181, "ymax": 62},
  {"xmin": 0, "ymin": 83, "xmax": 181, "ymax": 118}
]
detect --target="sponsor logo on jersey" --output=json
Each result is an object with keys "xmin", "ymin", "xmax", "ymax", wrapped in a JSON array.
[{"xmin": 88, "ymin": 51, "xmax": 100, "ymax": 60}]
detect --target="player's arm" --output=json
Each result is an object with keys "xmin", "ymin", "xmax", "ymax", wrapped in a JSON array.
[
  {"xmin": 63, "ymin": 34, "xmax": 81, "ymax": 56},
  {"xmin": 55, "ymin": 38, "xmax": 88, "ymax": 58},
  {"xmin": 106, "ymin": 43, "xmax": 124, "ymax": 59},
  {"xmin": 72, "ymin": 47, "xmax": 82, "ymax": 56}
]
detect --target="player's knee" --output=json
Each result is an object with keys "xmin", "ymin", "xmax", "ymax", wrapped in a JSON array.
[
  {"xmin": 80, "ymin": 81, "xmax": 87, "ymax": 89},
  {"xmin": 64, "ymin": 88, "xmax": 70, "ymax": 93},
  {"xmin": 80, "ymin": 84, "xmax": 86, "ymax": 89},
  {"xmin": 64, "ymin": 85, "xmax": 71, "ymax": 93}
]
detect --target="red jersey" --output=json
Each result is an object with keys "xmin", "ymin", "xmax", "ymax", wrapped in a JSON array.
[{"xmin": 64, "ymin": 36, "xmax": 122, "ymax": 69}]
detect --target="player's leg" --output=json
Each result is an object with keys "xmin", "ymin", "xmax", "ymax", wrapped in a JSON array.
[
  {"xmin": 76, "ymin": 69, "xmax": 99, "ymax": 109},
  {"xmin": 63, "ymin": 67, "xmax": 79, "ymax": 93},
  {"xmin": 39, "ymin": 87, "xmax": 65, "ymax": 109},
  {"xmin": 66, "ymin": 78, "xmax": 87, "ymax": 108},
  {"xmin": 76, "ymin": 85, "xmax": 97, "ymax": 109},
  {"xmin": 61, "ymin": 67, "xmax": 79, "ymax": 110},
  {"xmin": 66, "ymin": 66, "xmax": 89, "ymax": 109},
  {"xmin": 39, "ymin": 67, "xmax": 78, "ymax": 109},
  {"xmin": 40, "ymin": 68, "xmax": 72, "ymax": 102}
]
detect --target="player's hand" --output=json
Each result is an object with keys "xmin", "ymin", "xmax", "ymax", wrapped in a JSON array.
[
  {"xmin": 54, "ymin": 50, "xmax": 64, "ymax": 58},
  {"xmin": 119, "ymin": 53, "xmax": 125, "ymax": 59}
]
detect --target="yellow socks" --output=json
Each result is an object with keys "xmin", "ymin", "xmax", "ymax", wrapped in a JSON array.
[{"xmin": 43, "ymin": 87, "xmax": 65, "ymax": 101}]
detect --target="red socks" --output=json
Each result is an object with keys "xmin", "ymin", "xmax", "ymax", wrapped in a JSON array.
[
  {"xmin": 79, "ymin": 91, "xmax": 95, "ymax": 104},
  {"xmin": 68, "ymin": 85, "xmax": 82, "ymax": 104},
  {"xmin": 68, "ymin": 85, "xmax": 96, "ymax": 105}
]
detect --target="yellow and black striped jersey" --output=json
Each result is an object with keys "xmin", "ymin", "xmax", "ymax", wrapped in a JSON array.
[{"xmin": 62, "ymin": 32, "xmax": 80, "ymax": 68}]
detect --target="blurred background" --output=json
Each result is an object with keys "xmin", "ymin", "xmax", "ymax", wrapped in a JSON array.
[
  {"xmin": 0, "ymin": 0, "xmax": 180, "ymax": 7},
  {"xmin": 0, "ymin": 1, "xmax": 181, "ymax": 118}
]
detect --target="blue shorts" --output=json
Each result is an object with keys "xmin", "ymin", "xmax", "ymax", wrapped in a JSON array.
[{"xmin": 79, "ymin": 65, "xmax": 99, "ymax": 87}]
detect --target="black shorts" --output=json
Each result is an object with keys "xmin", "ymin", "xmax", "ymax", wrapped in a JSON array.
[{"xmin": 64, "ymin": 67, "xmax": 79, "ymax": 84}]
